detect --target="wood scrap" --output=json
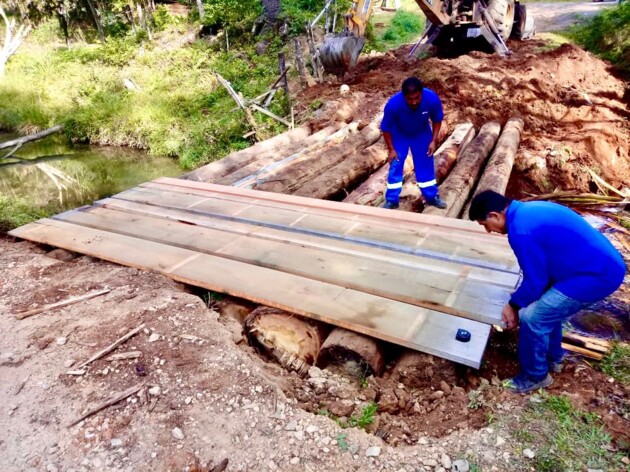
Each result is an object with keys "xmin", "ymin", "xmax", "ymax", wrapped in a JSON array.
[
  {"xmin": 107, "ymin": 351, "xmax": 143, "ymax": 361},
  {"xmin": 561, "ymin": 342, "xmax": 604, "ymax": 360},
  {"xmin": 244, "ymin": 307, "xmax": 329, "ymax": 376},
  {"xmin": 563, "ymin": 331, "xmax": 611, "ymax": 349},
  {"xmin": 14, "ymin": 289, "xmax": 110, "ymax": 320},
  {"xmin": 424, "ymin": 121, "xmax": 502, "ymax": 218},
  {"xmin": 68, "ymin": 383, "xmax": 144, "ymax": 427},
  {"xmin": 317, "ymin": 327, "xmax": 385, "ymax": 377},
  {"xmin": 214, "ymin": 72, "xmax": 259, "ymax": 140},
  {"xmin": 78, "ymin": 324, "xmax": 145, "ymax": 368},
  {"xmin": 434, "ymin": 123, "xmax": 476, "ymax": 183}
]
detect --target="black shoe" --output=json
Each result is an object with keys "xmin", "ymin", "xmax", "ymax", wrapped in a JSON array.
[
  {"xmin": 383, "ymin": 201, "xmax": 399, "ymax": 209},
  {"xmin": 503, "ymin": 372, "xmax": 553, "ymax": 394},
  {"xmin": 427, "ymin": 196, "xmax": 447, "ymax": 209}
]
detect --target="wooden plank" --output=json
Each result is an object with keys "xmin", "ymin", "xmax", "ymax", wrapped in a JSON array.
[
  {"xmin": 123, "ymin": 185, "xmax": 518, "ymax": 273},
  {"xmin": 98, "ymin": 198, "xmax": 519, "ymax": 289},
  {"xmin": 10, "ymin": 219, "xmax": 491, "ymax": 368},
  {"xmin": 54, "ymin": 205, "xmax": 508, "ymax": 324}
]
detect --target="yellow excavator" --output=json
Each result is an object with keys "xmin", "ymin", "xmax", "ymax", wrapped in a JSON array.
[{"xmin": 318, "ymin": 0, "xmax": 535, "ymax": 75}]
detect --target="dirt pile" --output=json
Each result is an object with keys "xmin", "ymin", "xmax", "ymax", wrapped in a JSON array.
[{"xmin": 300, "ymin": 40, "xmax": 630, "ymax": 198}]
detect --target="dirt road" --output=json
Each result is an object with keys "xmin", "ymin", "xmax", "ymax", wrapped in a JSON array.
[{"xmin": 526, "ymin": 0, "xmax": 619, "ymax": 31}]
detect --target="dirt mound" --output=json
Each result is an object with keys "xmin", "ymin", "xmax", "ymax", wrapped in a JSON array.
[{"xmin": 299, "ymin": 40, "xmax": 630, "ymax": 198}]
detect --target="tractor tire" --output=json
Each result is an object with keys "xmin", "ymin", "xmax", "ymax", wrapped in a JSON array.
[{"xmin": 488, "ymin": 0, "xmax": 515, "ymax": 40}]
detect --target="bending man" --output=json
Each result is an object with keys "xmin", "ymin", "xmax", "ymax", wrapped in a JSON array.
[
  {"xmin": 469, "ymin": 190, "xmax": 625, "ymax": 394},
  {"xmin": 380, "ymin": 76, "xmax": 447, "ymax": 210}
]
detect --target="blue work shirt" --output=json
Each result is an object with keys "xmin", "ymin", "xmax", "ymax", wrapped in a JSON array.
[
  {"xmin": 506, "ymin": 200, "xmax": 626, "ymax": 308},
  {"xmin": 380, "ymin": 89, "xmax": 444, "ymax": 138}
]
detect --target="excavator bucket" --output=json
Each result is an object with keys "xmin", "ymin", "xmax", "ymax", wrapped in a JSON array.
[{"xmin": 319, "ymin": 34, "xmax": 366, "ymax": 76}]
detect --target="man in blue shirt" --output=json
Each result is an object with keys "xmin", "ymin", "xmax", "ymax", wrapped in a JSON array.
[
  {"xmin": 469, "ymin": 190, "xmax": 626, "ymax": 394},
  {"xmin": 380, "ymin": 77, "xmax": 447, "ymax": 210}
]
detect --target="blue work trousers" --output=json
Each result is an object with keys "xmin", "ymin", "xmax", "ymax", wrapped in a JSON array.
[
  {"xmin": 518, "ymin": 287, "xmax": 591, "ymax": 379},
  {"xmin": 385, "ymin": 130, "xmax": 438, "ymax": 204}
]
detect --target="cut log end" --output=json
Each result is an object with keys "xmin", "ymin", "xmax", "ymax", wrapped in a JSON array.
[
  {"xmin": 317, "ymin": 327, "xmax": 385, "ymax": 377},
  {"xmin": 244, "ymin": 307, "xmax": 327, "ymax": 376}
]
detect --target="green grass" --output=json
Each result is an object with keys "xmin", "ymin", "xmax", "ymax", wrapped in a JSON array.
[
  {"xmin": 513, "ymin": 392, "xmax": 627, "ymax": 471},
  {"xmin": 0, "ymin": 21, "xmax": 289, "ymax": 170},
  {"xmin": 0, "ymin": 195, "xmax": 56, "ymax": 232},
  {"xmin": 347, "ymin": 401, "xmax": 378, "ymax": 430},
  {"xmin": 600, "ymin": 342, "xmax": 630, "ymax": 385},
  {"xmin": 367, "ymin": 1, "xmax": 425, "ymax": 52},
  {"xmin": 569, "ymin": 1, "xmax": 630, "ymax": 76}
]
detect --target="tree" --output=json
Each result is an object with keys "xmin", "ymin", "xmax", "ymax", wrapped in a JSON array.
[{"xmin": 0, "ymin": 4, "xmax": 32, "ymax": 78}]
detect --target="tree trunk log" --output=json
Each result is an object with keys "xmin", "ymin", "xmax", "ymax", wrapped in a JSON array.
[
  {"xmin": 254, "ymin": 115, "xmax": 383, "ymax": 195},
  {"xmin": 423, "ymin": 121, "xmax": 501, "ymax": 218},
  {"xmin": 294, "ymin": 38, "xmax": 308, "ymax": 90},
  {"xmin": 244, "ymin": 306, "xmax": 329, "ymax": 376},
  {"xmin": 462, "ymin": 117, "xmax": 524, "ymax": 219},
  {"xmin": 317, "ymin": 327, "xmax": 385, "ymax": 377},
  {"xmin": 0, "ymin": 125, "xmax": 63, "ymax": 151},
  {"xmin": 217, "ymin": 124, "xmax": 340, "ymax": 186},
  {"xmin": 292, "ymin": 140, "xmax": 387, "ymax": 200},
  {"xmin": 434, "ymin": 123, "xmax": 476, "ymax": 183},
  {"xmin": 181, "ymin": 126, "xmax": 312, "ymax": 183}
]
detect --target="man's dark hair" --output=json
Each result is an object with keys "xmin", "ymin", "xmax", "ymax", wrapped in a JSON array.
[
  {"xmin": 469, "ymin": 190, "xmax": 511, "ymax": 221},
  {"xmin": 402, "ymin": 77, "xmax": 423, "ymax": 96}
]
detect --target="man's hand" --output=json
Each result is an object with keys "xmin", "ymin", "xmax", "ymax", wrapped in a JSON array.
[
  {"xmin": 388, "ymin": 148, "xmax": 398, "ymax": 163},
  {"xmin": 427, "ymin": 140, "xmax": 437, "ymax": 157},
  {"xmin": 501, "ymin": 303, "xmax": 519, "ymax": 330}
]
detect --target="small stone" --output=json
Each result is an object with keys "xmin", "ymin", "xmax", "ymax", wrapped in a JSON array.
[
  {"xmin": 452, "ymin": 459, "xmax": 470, "ymax": 472},
  {"xmin": 255, "ymin": 385, "xmax": 263, "ymax": 393},
  {"xmin": 148, "ymin": 386, "xmax": 161, "ymax": 396},
  {"xmin": 366, "ymin": 446, "xmax": 381, "ymax": 457},
  {"xmin": 340, "ymin": 84, "xmax": 350, "ymax": 95},
  {"xmin": 424, "ymin": 458, "xmax": 438, "ymax": 467},
  {"xmin": 46, "ymin": 464, "xmax": 58, "ymax": 472},
  {"xmin": 185, "ymin": 397, "xmax": 192, "ymax": 405},
  {"xmin": 63, "ymin": 359, "xmax": 75, "ymax": 368},
  {"xmin": 587, "ymin": 469, "xmax": 604, "ymax": 472},
  {"xmin": 305, "ymin": 425, "xmax": 319, "ymax": 434},
  {"xmin": 148, "ymin": 333, "xmax": 160, "ymax": 343},
  {"xmin": 268, "ymin": 460, "xmax": 277, "ymax": 470},
  {"xmin": 622, "ymin": 457, "xmax": 630, "ymax": 465},
  {"xmin": 348, "ymin": 444, "xmax": 359, "ymax": 455},
  {"xmin": 111, "ymin": 438, "xmax": 123, "ymax": 448},
  {"xmin": 290, "ymin": 457, "xmax": 299, "ymax": 465},
  {"xmin": 294, "ymin": 431, "xmax": 304, "ymax": 441},
  {"xmin": 48, "ymin": 446, "xmax": 59, "ymax": 455},
  {"xmin": 523, "ymin": 449, "xmax": 535, "ymax": 459},
  {"xmin": 441, "ymin": 453, "xmax": 452, "ymax": 469},
  {"xmin": 56, "ymin": 337, "xmax": 67, "ymax": 346},
  {"xmin": 495, "ymin": 436, "xmax": 506, "ymax": 447},
  {"xmin": 172, "ymin": 427, "xmax": 185, "ymax": 440},
  {"xmin": 285, "ymin": 420, "xmax": 298, "ymax": 431},
  {"xmin": 418, "ymin": 437, "xmax": 428, "ymax": 445}
]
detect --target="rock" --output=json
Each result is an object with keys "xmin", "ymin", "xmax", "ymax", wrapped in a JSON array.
[
  {"xmin": 305, "ymin": 425, "xmax": 319, "ymax": 434},
  {"xmin": 268, "ymin": 460, "xmax": 277, "ymax": 470},
  {"xmin": 452, "ymin": 459, "xmax": 470, "ymax": 472},
  {"xmin": 424, "ymin": 458, "xmax": 438, "ymax": 467},
  {"xmin": 148, "ymin": 333, "xmax": 160, "ymax": 343},
  {"xmin": 285, "ymin": 420, "xmax": 298, "ymax": 431},
  {"xmin": 56, "ymin": 337, "xmax": 67, "ymax": 346},
  {"xmin": 46, "ymin": 463, "xmax": 59, "ymax": 472},
  {"xmin": 185, "ymin": 397, "xmax": 192, "ymax": 405},
  {"xmin": 366, "ymin": 446, "xmax": 381, "ymax": 457},
  {"xmin": 523, "ymin": 448, "xmax": 535, "ymax": 459},
  {"xmin": 48, "ymin": 446, "xmax": 59, "ymax": 455},
  {"xmin": 148, "ymin": 386, "xmax": 161, "ymax": 396},
  {"xmin": 439, "ymin": 380, "xmax": 452, "ymax": 395},
  {"xmin": 587, "ymin": 469, "xmax": 604, "ymax": 472},
  {"xmin": 308, "ymin": 366, "xmax": 324, "ymax": 378},
  {"xmin": 47, "ymin": 248, "xmax": 77, "ymax": 262},
  {"xmin": 327, "ymin": 400, "xmax": 355, "ymax": 417},
  {"xmin": 495, "ymin": 436, "xmax": 506, "ymax": 447},
  {"xmin": 429, "ymin": 390, "xmax": 445, "ymax": 401},
  {"xmin": 171, "ymin": 427, "xmax": 185, "ymax": 440},
  {"xmin": 290, "ymin": 457, "xmax": 299, "ymax": 465},
  {"xmin": 111, "ymin": 438, "xmax": 123, "ymax": 448},
  {"xmin": 63, "ymin": 359, "xmax": 75, "ymax": 368},
  {"xmin": 348, "ymin": 444, "xmax": 359, "ymax": 455},
  {"xmin": 340, "ymin": 84, "xmax": 350, "ymax": 95},
  {"xmin": 378, "ymin": 389, "xmax": 400, "ymax": 413},
  {"xmin": 441, "ymin": 453, "xmax": 452, "ymax": 469},
  {"xmin": 294, "ymin": 431, "xmax": 304, "ymax": 441}
]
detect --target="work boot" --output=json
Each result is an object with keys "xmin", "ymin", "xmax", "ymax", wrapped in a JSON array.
[
  {"xmin": 426, "ymin": 196, "xmax": 447, "ymax": 209},
  {"xmin": 503, "ymin": 372, "xmax": 553, "ymax": 394},
  {"xmin": 383, "ymin": 201, "xmax": 399, "ymax": 210}
]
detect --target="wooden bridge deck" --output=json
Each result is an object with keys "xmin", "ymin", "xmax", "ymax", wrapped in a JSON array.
[{"xmin": 9, "ymin": 177, "xmax": 520, "ymax": 368}]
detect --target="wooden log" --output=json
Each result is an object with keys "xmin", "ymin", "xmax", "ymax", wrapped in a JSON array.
[
  {"xmin": 254, "ymin": 114, "xmax": 383, "ymax": 195},
  {"xmin": 423, "ymin": 122, "xmax": 501, "ymax": 218},
  {"xmin": 342, "ymin": 159, "xmax": 414, "ymax": 206},
  {"xmin": 0, "ymin": 125, "xmax": 63, "ymax": 151},
  {"xmin": 217, "ymin": 124, "xmax": 340, "ymax": 186},
  {"xmin": 181, "ymin": 126, "xmax": 311, "ymax": 183},
  {"xmin": 462, "ymin": 117, "xmax": 524, "ymax": 219},
  {"xmin": 292, "ymin": 140, "xmax": 388, "ymax": 200},
  {"xmin": 294, "ymin": 37, "xmax": 308, "ymax": 90},
  {"xmin": 317, "ymin": 327, "xmax": 385, "ymax": 377},
  {"xmin": 244, "ymin": 306, "xmax": 329, "ymax": 376},
  {"xmin": 434, "ymin": 123, "xmax": 476, "ymax": 183}
]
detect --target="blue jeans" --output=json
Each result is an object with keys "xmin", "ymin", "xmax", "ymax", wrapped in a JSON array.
[
  {"xmin": 385, "ymin": 130, "xmax": 438, "ymax": 204},
  {"xmin": 518, "ymin": 288, "xmax": 591, "ymax": 379}
]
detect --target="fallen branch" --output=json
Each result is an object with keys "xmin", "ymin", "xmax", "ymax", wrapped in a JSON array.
[
  {"xmin": 1, "ymin": 143, "xmax": 22, "ymax": 160},
  {"xmin": 250, "ymin": 104, "xmax": 291, "ymax": 127},
  {"xmin": 68, "ymin": 383, "xmax": 144, "ymax": 427},
  {"xmin": 561, "ymin": 342, "xmax": 604, "ymax": 360},
  {"xmin": 14, "ymin": 289, "xmax": 110, "ymax": 320},
  {"xmin": 0, "ymin": 125, "xmax": 63, "ymax": 151},
  {"xmin": 78, "ymin": 324, "xmax": 146, "ymax": 368},
  {"xmin": 215, "ymin": 73, "xmax": 259, "ymax": 140}
]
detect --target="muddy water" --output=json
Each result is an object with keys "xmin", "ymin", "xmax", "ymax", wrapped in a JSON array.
[{"xmin": 0, "ymin": 132, "xmax": 181, "ymax": 213}]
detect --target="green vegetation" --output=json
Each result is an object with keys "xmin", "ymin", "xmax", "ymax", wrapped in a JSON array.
[
  {"xmin": 346, "ymin": 401, "xmax": 378, "ymax": 430},
  {"xmin": 569, "ymin": 2, "xmax": 630, "ymax": 76},
  {"xmin": 600, "ymin": 342, "xmax": 630, "ymax": 384},
  {"xmin": 0, "ymin": 195, "xmax": 55, "ymax": 232},
  {"xmin": 336, "ymin": 432, "xmax": 350, "ymax": 451},
  {"xmin": 513, "ymin": 392, "xmax": 627, "ymax": 471},
  {"xmin": 367, "ymin": 8, "xmax": 425, "ymax": 52}
]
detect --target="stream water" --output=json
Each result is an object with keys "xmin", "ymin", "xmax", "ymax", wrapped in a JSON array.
[{"xmin": 0, "ymin": 133, "xmax": 182, "ymax": 214}]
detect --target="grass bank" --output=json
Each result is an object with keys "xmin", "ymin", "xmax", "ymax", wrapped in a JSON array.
[{"xmin": 0, "ymin": 23, "xmax": 288, "ymax": 170}]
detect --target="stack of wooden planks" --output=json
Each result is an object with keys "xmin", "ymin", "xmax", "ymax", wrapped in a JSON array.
[{"xmin": 9, "ymin": 177, "xmax": 520, "ymax": 369}]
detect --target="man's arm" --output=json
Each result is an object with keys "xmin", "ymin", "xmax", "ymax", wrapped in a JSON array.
[
  {"xmin": 427, "ymin": 92, "xmax": 445, "ymax": 156},
  {"xmin": 509, "ymin": 233, "xmax": 550, "ymax": 310},
  {"xmin": 382, "ymin": 131, "xmax": 398, "ymax": 163},
  {"xmin": 428, "ymin": 121, "xmax": 442, "ymax": 156}
]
